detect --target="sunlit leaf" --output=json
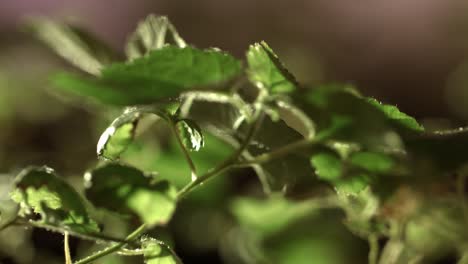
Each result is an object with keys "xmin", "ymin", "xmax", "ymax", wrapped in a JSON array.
[
  {"xmin": 84, "ymin": 163, "xmax": 177, "ymax": 226},
  {"xmin": 175, "ymin": 119, "xmax": 204, "ymax": 152},
  {"xmin": 310, "ymin": 152, "xmax": 342, "ymax": 181},
  {"xmin": 366, "ymin": 98, "xmax": 424, "ymax": 133},
  {"xmin": 97, "ymin": 111, "xmax": 140, "ymax": 160},
  {"xmin": 29, "ymin": 17, "xmax": 117, "ymax": 75},
  {"xmin": 52, "ymin": 46, "xmax": 241, "ymax": 105},
  {"xmin": 246, "ymin": 41, "xmax": 298, "ymax": 94},
  {"xmin": 141, "ymin": 237, "xmax": 181, "ymax": 264},
  {"xmin": 335, "ymin": 173, "xmax": 371, "ymax": 195},
  {"xmin": 126, "ymin": 15, "xmax": 186, "ymax": 60},
  {"xmin": 10, "ymin": 166, "xmax": 99, "ymax": 233}
]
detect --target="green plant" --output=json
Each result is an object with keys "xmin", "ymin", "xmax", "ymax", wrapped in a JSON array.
[{"xmin": 1, "ymin": 14, "xmax": 468, "ymax": 264}]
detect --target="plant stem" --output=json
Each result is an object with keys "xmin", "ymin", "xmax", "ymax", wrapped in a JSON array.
[
  {"xmin": 64, "ymin": 231, "xmax": 72, "ymax": 264},
  {"xmin": 176, "ymin": 114, "xmax": 263, "ymax": 200},
  {"xmin": 74, "ymin": 224, "xmax": 147, "ymax": 264},
  {"xmin": 237, "ymin": 138, "xmax": 315, "ymax": 167},
  {"xmin": 368, "ymin": 234, "xmax": 379, "ymax": 264},
  {"xmin": 168, "ymin": 118, "xmax": 198, "ymax": 180}
]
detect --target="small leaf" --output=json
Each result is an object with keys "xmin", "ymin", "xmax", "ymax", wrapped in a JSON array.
[
  {"xmin": 335, "ymin": 173, "xmax": 370, "ymax": 195},
  {"xmin": 310, "ymin": 153, "xmax": 342, "ymax": 181},
  {"xmin": 10, "ymin": 166, "xmax": 99, "ymax": 233},
  {"xmin": 97, "ymin": 111, "xmax": 140, "ymax": 160},
  {"xmin": 126, "ymin": 15, "xmax": 187, "ymax": 60},
  {"xmin": 366, "ymin": 98, "xmax": 424, "ymax": 133},
  {"xmin": 246, "ymin": 41, "xmax": 298, "ymax": 94},
  {"xmin": 29, "ymin": 17, "xmax": 117, "ymax": 75},
  {"xmin": 141, "ymin": 237, "xmax": 181, "ymax": 264},
  {"xmin": 349, "ymin": 151, "xmax": 394, "ymax": 173},
  {"xmin": 85, "ymin": 163, "xmax": 177, "ymax": 226},
  {"xmin": 175, "ymin": 119, "xmax": 204, "ymax": 151},
  {"xmin": 52, "ymin": 46, "xmax": 241, "ymax": 105}
]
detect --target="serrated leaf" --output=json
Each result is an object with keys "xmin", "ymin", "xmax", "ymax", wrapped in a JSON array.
[
  {"xmin": 10, "ymin": 166, "xmax": 99, "ymax": 233},
  {"xmin": 29, "ymin": 17, "xmax": 117, "ymax": 75},
  {"xmin": 349, "ymin": 151, "xmax": 394, "ymax": 173},
  {"xmin": 310, "ymin": 153, "xmax": 342, "ymax": 181},
  {"xmin": 52, "ymin": 46, "xmax": 241, "ymax": 105},
  {"xmin": 85, "ymin": 163, "xmax": 177, "ymax": 226},
  {"xmin": 126, "ymin": 15, "xmax": 186, "ymax": 60},
  {"xmin": 97, "ymin": 111, "xmax": 140, "ymax": 160},
  {"xmin": 366, "ymin": 98, "xmax": 424, "ymax": 133},
  {"xmin": 141, "ymin": 237, "xmax": 181, "ymax": 264},
  {"xmin": 246, "ymin": 41, "xmax": 297, "ymax": 94},
  {"xmin": 175, "ymin": 119, "xmax": 204, "ymax": 152}
]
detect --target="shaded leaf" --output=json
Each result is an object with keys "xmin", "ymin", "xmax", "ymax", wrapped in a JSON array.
[
  {"xmin": 126, "ymin": 15, "xmax": 186, "ymax": 60},
  {"xmin": 141, "ymin": 237, "xmax": 181, "ymax": 264},
  {"xmin": 175, "ymin": 119, "xmax": 204, "ymax": 152},
  {"xmin": 85, "ymin": 163, "xmax": 177, "ymax": 226},
  {"xmin": 246, "ymin": 41, "xmax": 298, "ymax": 94},
  {"xmin": 231, "ymin": 196, "xmax": 332, "ymax": 238},
  {"xmin": 29, "ymin": 17, "xmax": 117, "ymax": 75},
  {"xmin": 52, "ymin": 46, "xmax": 242, "ymax": 105},
  {"xmin": 349, "ymin": 152, "xmax": 394, "ymax": 174},
  {"xmin": 10, "ymin": 166, "xmax": 99, "ymax": 233}
]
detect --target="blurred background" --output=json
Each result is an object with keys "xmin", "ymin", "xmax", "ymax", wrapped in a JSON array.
[{"xmin": 1, "ymin": 0, "xmax": 468, "ymax": 263}]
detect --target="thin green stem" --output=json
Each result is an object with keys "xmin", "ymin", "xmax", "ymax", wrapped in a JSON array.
[
  {"xmin": 74, "ymin": 224, "xmax": 147, "ymax": 264},
  {"xmin": 237, "ymin": 138, "xmax": 315, "ymax": 167},
  {"xmin": 64, "ymin": 231, "xmax": 72, "ymax": 264},
  {"xmin": 368, "ymin": 234, "xmax": 379, "ymax": 264},
  {"xmin": 177, "ymin": 114, "xmax": 263, "ymax": 200},
  {"xmin": 168, "ymin": 118, "xmax": 198, "ymax": 180}
]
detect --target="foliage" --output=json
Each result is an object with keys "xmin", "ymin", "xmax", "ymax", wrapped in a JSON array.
[{"xmin": 1, "ymin": 14, "xmax": 468, "ymax": 264}]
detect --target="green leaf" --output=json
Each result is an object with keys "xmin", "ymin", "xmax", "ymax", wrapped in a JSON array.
[
  {"xmin": 141, "ymin": 237, "xmax": 181, "ymax": 264},
  {"xmin": 29, "ymin": 17, "xmax": 117, "ymax": 75},
  {"xmin": 366, "ymin": 98, "xmax": 424, "ymax": 133},
  {"xmin": 97, "ymin": 103, "xmax": 180, "ymax": 160},
  {"xmin": 52, "ymin": 46, "xmax": 241, "ymax": 105},
  {"xmin": 231, "ymin": 196, "xmax": 326, "ymax": 237},
  {"xmin": 349, "ymin": 151, "xmax": 394, "ymax": 173},
  {"xmin": 246, "ymin": 41, "xmax": 298, "ymax": 94},
  {"xmin": 310, "ymin": 153, "xmax": 342, "ymax": 181},
  {"xmin": 335, "ymin": 173, "xmax": 370, "ymax": 195},
  {"xmin": 175, "ymin": 119, "xmax": 204, "ymax": 152},
  {"xmin": 84, "ymin": 163, "xmax": 177, "ymax": 226},
  {"xmin": 97, "ymin": 110, "xmax": 140, "ymax": 160},
  {"xmin": 10, "ymin": 166, "xmax": 99, "ymax": 233},
  {"xmin": 126, "ymin": 15, "xmax": 187, "ymax": 60}
]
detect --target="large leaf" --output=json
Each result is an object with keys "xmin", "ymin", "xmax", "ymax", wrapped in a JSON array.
[
  {"xmin": 246, "ymin": 41, "xmax": 298, "ymax": 94},
  {"xmin": 29, "ymin": 17, "xmax": 117, "ymax": 75},
  {"xmin": 84, "ymin": 163, "xmax": 177, "ymax": 226},
  {"xmin": 141, "ymin": 237, "xmax": 181, "ymax": 264},
  {"xmin": 126, "ymin": 15, "xmax": 186, "ymax": 60},
  {"xmin": 52, "ymin": 46, "xmax": 242, "ymax": 105},
  {"xmin": 10, "ymin": 166, "xmax": 99, "ymax": 233}
]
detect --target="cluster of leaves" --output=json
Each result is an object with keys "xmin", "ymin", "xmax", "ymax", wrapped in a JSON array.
[{"xmin": 1, "ymin": 14, "xmax": 468, "ymax": 264}]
